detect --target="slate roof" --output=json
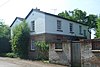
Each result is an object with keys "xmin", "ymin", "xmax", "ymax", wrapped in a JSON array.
[{"xmin": 10, "ymin": 17, "xmax": 24, "ymax": 27}]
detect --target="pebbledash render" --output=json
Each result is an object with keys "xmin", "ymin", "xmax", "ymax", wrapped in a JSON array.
[{"xmin": 10, "ymin": 8, "xmax": 90, "ymax": 59}]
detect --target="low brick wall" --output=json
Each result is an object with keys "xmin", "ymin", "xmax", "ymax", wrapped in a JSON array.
[{"xmin": 49, "ymin": 39, "xmax": 100, "ymax": 67}]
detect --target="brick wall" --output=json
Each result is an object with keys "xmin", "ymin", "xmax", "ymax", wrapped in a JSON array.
[
  {"xmin": 49, "ymin": 41, "xmax": 71, "ymax": 66},
  {"xmin": 81, "ymin": 40, "xmax": 100, "ymax": 67},
  {"xmin": 49, "ymin": 39, "xmax": 100, "ymax": 67},
  {"xmin": 28, "ymin": 34, "xmax": 67, "ymax": 59}
]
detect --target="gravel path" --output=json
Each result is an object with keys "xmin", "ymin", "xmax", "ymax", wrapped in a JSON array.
[{"xmin": 0, "ymin": 57, "xmax": 67, "ymax": 67}]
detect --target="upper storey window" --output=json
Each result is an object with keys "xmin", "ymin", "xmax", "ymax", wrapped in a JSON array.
[
  {"xmin": 69, "ymin": 23, "xmax": 74, "ymax": 33},
  {"xmin": 79, "ymin": 25, "xmax": 82, "ymax": 35},
  {"xmin": 57, "ymin": 20, "xmax": 63, "ymax": 32},
  {"xmin": 31, "ymin": 21, "xmax": 35, "ymax": 31}
]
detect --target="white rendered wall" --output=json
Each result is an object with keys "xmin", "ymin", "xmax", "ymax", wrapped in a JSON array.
[
  {"xmin": 26, "ymin": 11, "xmax": 45, "ymax": 35},
  {"xmin": 45, "ymin": 14, "xmax": 90, "ymax": 39}
]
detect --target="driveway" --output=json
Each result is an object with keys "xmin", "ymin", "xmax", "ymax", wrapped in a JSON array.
[{"xmin": 0, "ymin": 57, "xmax": 67, "ymax": 67}]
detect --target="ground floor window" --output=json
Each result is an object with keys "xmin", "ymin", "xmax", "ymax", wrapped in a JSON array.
[
  {"xmin": 92, "ymin": 41, "xmax": 100, "ymax": 50},
  {"xmin": 55, "ymin": 39, "xmax": 62, "ymax": 49},
  {"xmin": 55, "ymin": 43, "xmax": 62, "ymax": 49},
  {"xmin": 31, "ymin": 40, "xmax": 35, "ymax": 50}
]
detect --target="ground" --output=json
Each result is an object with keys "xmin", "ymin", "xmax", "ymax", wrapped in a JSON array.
[{"xmin": 0, "ymin": 57, "xmax": 67, "ymax": 67}]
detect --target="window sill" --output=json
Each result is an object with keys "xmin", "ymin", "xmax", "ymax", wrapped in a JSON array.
[
  {"xmin": 92, "ymin": 50, "xmax": 100, "ymax": 53},
  {"xmin": 57, "ymin": 30, "xmax": 63, "ymax": 32},
  {"xmin": 30, "ymin": 49, "xmax": 35, "ymax": 52},
  {"xmin": 30, "ymin": 31, "xmax": 35, "ymax": 32},
  {"xmin": 79, "ymin": 33, "xmax": 83, "ymax": 35},
  {"xmin": 70, "ymin": 31, "xmax": 74, "ymax": 34},
  {"xmin": 55, "ymin": 49, "xmax": 63, "ymax": 52}
]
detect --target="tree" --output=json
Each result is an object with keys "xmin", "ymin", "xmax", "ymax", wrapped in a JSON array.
[
  {"xmin": 58, "ymin": 9, "xmax": 87, "ymax": 22},
  {"xmin": 86, "ymin": 14, "xmax": 97, "ymax": 29},
  {"xmin": 11, "ymin": 20, "xmax": 30, "ymax": 58},
  {"xmin": 0, "ymin": 21, "xmax": 10, "ymax": 38},
  {"xmin": 58, "ymin": 10, "xmax": 71, "ymax": 19},
  {"xmin": 71, "ymin": 9, "xmax": 87, "ymax": 23},
  {"xmin": 96, "ymin": 18, "xmax": 100, "ymax": 38}
]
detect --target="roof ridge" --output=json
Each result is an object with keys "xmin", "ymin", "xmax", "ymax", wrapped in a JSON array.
[{"xmin": 10, "ymin": 17, "xmax": 24, "ymax": 27}]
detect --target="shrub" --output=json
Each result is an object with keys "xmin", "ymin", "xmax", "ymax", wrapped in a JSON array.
[
  {"xmin": 11, "ymin": 20, "xmax": 30, "ymax": 59},
  {"xmin": 35, "ymin": 41, "xmax": 49, "ymax": 60},
  {"xmin": 0, "ymin": 53, "xmax": 17, "ymax": 58},
  {"xmin": 6, "ymin": 53, "xmax": 17, "ymax": 58}
]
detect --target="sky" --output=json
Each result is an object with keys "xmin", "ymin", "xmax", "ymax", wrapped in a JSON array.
[{"xmin": 0, "ymin": 0, "xmax": 99, "ymax": 38}]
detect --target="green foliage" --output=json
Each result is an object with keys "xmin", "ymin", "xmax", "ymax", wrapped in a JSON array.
[
  {"xmin": 35, "ymin": 41, "xmax": 49, "ymax": 60},
  {"xmin": 96, "ymin": 18, "xmax": 100, "ymax": 38},
  {"xmin": 11, "ymin": 20, "xmax": 30, "ymax": 59},
  {"xmin": 6, "ymin": 53, "xmax": 17, "ymax": 58},
  {"xmin": 35, "ymin": 41, "xmax": 49, "ymax": 52},
  {"xmin": 58, "ymin": 9, "xmax": 97, "ymax": 29},
  {"xmin": 0, "ymin": 53, "xmax": 17, "ymax": 58},
  {"xmin": 0, "ymin": 21, "xmax": 10, "ymax": 39},
  {"xmin": 58, "ymin": 10, "xmax": 71, "ymax": 19},
  {"xmin": 86, "ymin": 14, "xmax": 97, "ymax": 29}
]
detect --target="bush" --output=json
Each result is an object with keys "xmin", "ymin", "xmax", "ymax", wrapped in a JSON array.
[
  {"xmin": 6, "ymin": 53, "xmax": 17, "ymax": 58},
  {"xmin": 0, "ymin": 53, "xmax": 17, "ymax": 58},
  {"xmin": 35, "ymin": 41, "xmax": 49, "ymax": 60},
  {"xmin": 11, "ymin": 20, "xmax": 30, "ymax": 59}
]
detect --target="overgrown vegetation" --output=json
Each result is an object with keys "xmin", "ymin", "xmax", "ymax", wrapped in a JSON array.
[
  {"xmin": 11, "ymin": 20, "xmax": 30, "ymax": 59},
  {"xmin": 0, "ymin": 21, "xmax": 10, "ymax": 38},
  {"xmin": 0, "ymin": 53, "xmax": 17, "ymax": 58},
  {"xmin": 35, "ymin": 41, "xmax": 49, "ymax": 60}
]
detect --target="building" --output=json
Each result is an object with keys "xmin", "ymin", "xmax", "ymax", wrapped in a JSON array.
[{"xmin": 10, "ymin": 8, "xmax": 90, "ymax": 59}]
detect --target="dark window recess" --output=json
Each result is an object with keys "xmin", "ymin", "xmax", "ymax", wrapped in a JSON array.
[
  {"xmin": 92, "ymin": 42, "xmax": 100, "ymax": 50},
  {"xmin": 31, "ymin": 21, "xmax": 35, "ymax": 31},
  {"xmin": 55, "ymin": 39, "xmax": 62, "ymax": 49},
  {"xmin": 69, "ymin": 23, "xmax": 74, "ymax": 33},
  {"xmin": 79, "ymin": 25, "xmax": 82, "ymax": 35},
  {"xmin": 57, "ymin": 20, "xmax": 63, "ymax": 32},
  {"xmin": 83, "ymin": 30, "xmax": 86, "ymax": 37}
]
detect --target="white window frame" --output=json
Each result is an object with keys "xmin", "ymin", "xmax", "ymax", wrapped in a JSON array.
[
  {"xmin": 31, "ymin": 40, "xmax": 35, "ymax": 50},
  {"xmin": 57, "ymin": 20, "xmax": 61, "ymax": 30}
]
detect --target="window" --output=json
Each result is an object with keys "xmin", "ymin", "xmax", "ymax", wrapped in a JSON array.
[
  {"xmin": 31, "ymin": 40, "xmax": 35, "ymax": 50},
  {"xmin": 92, "ymin": 42, "xmax": 100, "ymax": 50},
  {"xmin": 55, "ymin": 39, "xmax": 62, "ymax": 49},
  {"xmin": 83, "ymin": 30, "xmax": 86, "ymax": 37},
  {"xmin": 79, "ymin": 25, "xmax": 82, "ymax": 35},
  {"xmin": 55, "ymin": 43, "xmax": 62, "ymax": 49},
  {"xmin": 31, "ymin": 21, "xmax": 35, "ymax": 31},
  {"xmin": 69, "ymin": 23, "xmax": 73, "ymax": 33},
  {"xmin": 57, "ymin": 20, "xmax": 63, "ymax": 32}
]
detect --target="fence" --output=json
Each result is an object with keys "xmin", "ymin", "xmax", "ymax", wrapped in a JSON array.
[{"xmin": 0, "ymin": 37, "xmax": 11, "ymax": 53}]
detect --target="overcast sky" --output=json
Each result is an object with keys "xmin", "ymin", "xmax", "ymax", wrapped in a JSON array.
[{"xmin": 0, "ymin": 0, "xmax": 100, "ymax": 26}]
